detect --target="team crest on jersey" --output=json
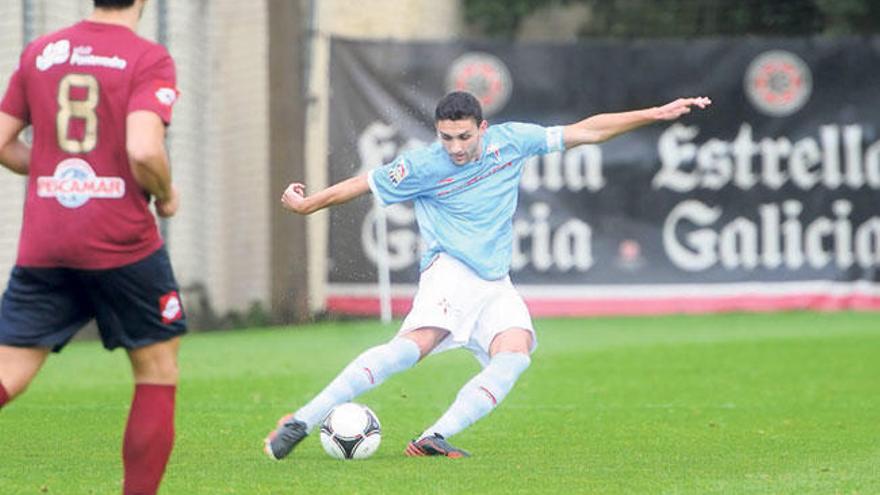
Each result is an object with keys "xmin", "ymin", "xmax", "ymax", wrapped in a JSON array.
[
  {"xmin": 486, "ymin": 143, "xmax": 502, "ymax": 162},
  {"xmin": 159, "ymin": 291, "xmax": 183, "ymax": 324},
  {"xmin": 154, "ymin": 85, "xmax": 178, "ymax": 106},
  {"xmin": 36, "ymin": 39, "xmax": 71, "ymax": 71},
  {"xmin": 388, "ymin": 159, "xmax": 409, "ymax": 187},
  {"xmin": 37, "ymin": 158, "xmax": 125, "ymax": 208}
]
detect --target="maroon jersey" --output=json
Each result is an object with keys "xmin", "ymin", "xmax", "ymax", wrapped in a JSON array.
[{"xmin": 0, "ymin": 21, "xmax": 178, "ymax": 269}]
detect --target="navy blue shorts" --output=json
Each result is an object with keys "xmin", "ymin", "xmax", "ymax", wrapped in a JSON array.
[{"xmin": 0, "ymin": 246, "xmax": 187, "ymax": 352}]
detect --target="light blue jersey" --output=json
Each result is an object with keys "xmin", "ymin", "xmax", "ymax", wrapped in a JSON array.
[{"xmin": 368, "ymin": 122, "xmax": 565, "ymax": 280}]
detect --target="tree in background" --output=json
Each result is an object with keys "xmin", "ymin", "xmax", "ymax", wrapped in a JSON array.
[{"xmin": 463, "ymin": 0, "xmax": 880, "ymax": 38}]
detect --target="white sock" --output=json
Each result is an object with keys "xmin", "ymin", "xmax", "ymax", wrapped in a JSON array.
[
  {"xmin": 294, "ymin": 338, "xmax": 420, "ymax": 431},
  {"xmin": 420, "ymin": 352, "xmax": 530, "ymax": 440}
]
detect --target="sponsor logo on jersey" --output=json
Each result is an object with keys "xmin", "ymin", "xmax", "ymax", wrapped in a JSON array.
[
  {"xmin": 70, "ymin": 45, "xmax": 127, "ymax": 70},
  {"xmin": 154, "ymin": 86, "xmax": 178, "ymax": 106},
  {"xmin": 37, "ymin": 158, "xmax": 125, "ymax": 208},
  {"xmin": 159, "ymin": 291, "xmax": 183, "ymax": 324},
  {"xmin": 436, "ymin": 160, "xmax": 514, "ymax": 197},
  {"xmin": 35, "ymin": 41, "xmax": 128, "ymax": 71},
  {"xmin": 389, "ymin": 159, "xmax": 408, "ymax": 187},
  {"xmin": 446, "ymin": 52, "xmax": 513, "ymax": 117},
  {"xmin": 744, "ymin": 50, "xmax": 812, "ymax": 117},
  {"xmin": 36, "ymin": 40, "xmax": 71, "ymax": 71}
]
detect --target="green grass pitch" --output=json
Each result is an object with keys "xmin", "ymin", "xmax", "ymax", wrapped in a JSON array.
[{"xmin": 1, "ymin": 311, "xmax": 878, "ymax": 494}]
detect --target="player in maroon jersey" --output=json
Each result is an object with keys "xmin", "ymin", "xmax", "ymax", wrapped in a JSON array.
[{"xmin": 0, "ymin": 1, "xmax": 185, "ymax": 493}]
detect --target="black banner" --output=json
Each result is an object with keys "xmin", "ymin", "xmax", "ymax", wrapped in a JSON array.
[{"xmin": 325, "ymin": 37, "xmax": 880, "ymax": 315}]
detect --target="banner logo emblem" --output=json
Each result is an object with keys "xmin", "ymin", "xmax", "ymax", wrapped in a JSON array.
[
  {"xmin": 615, "ymin": 239, "xmax": 645, "ymax": 271},
  {"xmin": 744, "ymin": 50, "xmax": 812, "ymax": 117},
  {"xmin": 446, "ymin": 52, "xmax": 512, "ymax": 117}
]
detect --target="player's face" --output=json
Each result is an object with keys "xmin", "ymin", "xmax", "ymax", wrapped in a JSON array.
[{"xmin": 437, "ymin": 118, "xmax": 488, "ymax": 165}]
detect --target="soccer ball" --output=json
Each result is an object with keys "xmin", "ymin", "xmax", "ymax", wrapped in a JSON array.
[{"xmin": 319, "ymin": 402, "xmax": 382, "ymax": 460}]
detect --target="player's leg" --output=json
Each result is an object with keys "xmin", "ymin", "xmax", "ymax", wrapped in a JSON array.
[
  {"xmin": 408, "ymin": 329, "xmax": 532, "ymax": 458},
  {"xmin": 0, "ymin": 266, "xmax": 93, "ymax": 409},
  {"xmin": 408, "ymin": 278, "xmax": 535, "ymax": 457},
  {"xmin": 265, "ymin": 255, "xmax": 477, "ymax": 460},
  {"xmin": 122, "ymin": 337, "xmax": 180, "ymax": 495},
  {"xmin": 264, "ymin": 327, "xmax": 445, "ymax": 460},
  {"xmin": 0, "ymin": 345, "xmax": 50, "ymax": 408},
  {"xmin": 290, "ymin": 326, "xmax": 445, "ymax": 428},
  {"xmin": 83, "ymin": 246, "xmax": 186, "ymax": 495},
  {"xmin": 288, "ymin": 333, "xmax": 430, "ymax": 428}
]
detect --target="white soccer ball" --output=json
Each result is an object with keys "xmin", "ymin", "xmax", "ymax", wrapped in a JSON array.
[{"xmin": 319, "ymin": 402, "xmax": 381, "ymax": 460}]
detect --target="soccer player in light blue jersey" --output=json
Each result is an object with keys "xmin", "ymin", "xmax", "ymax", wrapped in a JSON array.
[{"xmin": 265, "ymin": 91, "xmax": 711, "ymax": 459}]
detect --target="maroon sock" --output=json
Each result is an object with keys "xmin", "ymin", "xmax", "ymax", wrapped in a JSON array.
[
  {"xmin": 0, "ymin": 382, "xmax": 9, "ymax": 409},
  {"xmin": 123, "ymin": 384, "xmax": 176, "ymax": 495}
]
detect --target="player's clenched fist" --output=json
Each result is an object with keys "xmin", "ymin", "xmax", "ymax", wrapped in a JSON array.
[
  {"xmin": 155, "ymin": 185, "xmax": 180, "ymax": 218},
  {"xmin": 281, "ymin": 182, "xmax": 308, "ymax": 213}
]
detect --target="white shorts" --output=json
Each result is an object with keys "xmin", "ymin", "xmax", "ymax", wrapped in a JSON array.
[{"xmin": 398, "ymin": 253, "xmax": 536, "ymax": 366}]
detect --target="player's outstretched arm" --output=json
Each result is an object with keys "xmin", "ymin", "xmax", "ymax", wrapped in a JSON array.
[
  {"xmin": 0, "ymin": 112, "xmax": 30, "ymax": 175},
  {"xmin": 281, "ymin": 173, "xmax": 370, "ymax": 215},
  {"xmin": 127, "ymin": 110, "xmax": 179, "ymax": 217},
  {"xmin": 562, "ymin": 96, "xmax": 711, "ymax": 148}
]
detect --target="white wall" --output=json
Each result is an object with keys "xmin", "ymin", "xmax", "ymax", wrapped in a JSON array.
[{"xmin": 0, "ymin": 0, "xmax": 464, "ymax": 321}]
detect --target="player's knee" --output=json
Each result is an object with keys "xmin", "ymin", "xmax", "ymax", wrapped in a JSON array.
[
  {"xmin": 131, "ymin": 353, "xmax": 179, "ymax": 384},
  {"xmin": 489, "ymin": 328, "xmax": 533, "ymax": 356},
  {"xmin": 401, "ymin": 328, "xmax": 449, "ymax": 359},
  {"xmin": 491, "ymin": 352, "xmax": 531, "ymax": 381},
  {"xmin": 1, "ymin": 376, "xmax": 32, "ymax": 401},
  {"xmin": 354, "ymin": 338, "xmax": 420, "ymax": 384},
  {"xmin": 129, "ymin": 339, "xmax": 181, "ymax": 384},
  {"xmin": 476, "ymin": 352, "xmax": 531, "ymax": 405},
  {"xmin": 0, "ymin": 347, "xmax": 50, "ymax": 401}
]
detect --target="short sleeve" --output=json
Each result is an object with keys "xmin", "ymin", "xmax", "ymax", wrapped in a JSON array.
[
  {"xmin": 367, "ymin": 154, "xmax": 425, "ymax": 206},
  {"xmin": 0, "ymin": 62, "xmax": 29, "ymax": 123},
  {"xmin": 505, "ymin": 122, "xmax": 564, "ymax": 156},
  {"xmin": 128, "ymin": 46, "xmax": 178, "ymax": 125}
]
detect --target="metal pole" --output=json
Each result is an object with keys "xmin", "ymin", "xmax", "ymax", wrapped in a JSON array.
[
  {"xmin": 157, "ymin": 0, "xmax": 168, "ymax": 45},
  {"xmin": 156, "ymin": 0, "xmax": 170, "ymax": 243},
  {"xmin": 22, "ymin": 0, "xmax": 34, "ymax": 45},
  {"xmin": 303, "ymin": 0, "xmax": 317, "ymax": 100},
  {"xmin": 269, "ymin": 0, "xmax": 310, "ymax": 323},
  {"xmin": 374, "ymin": 202, "xmax": 392, "ymax": 324},
  {"xmin": 21, "ymin": 0, "xmax": 34, "ymax": 149}
]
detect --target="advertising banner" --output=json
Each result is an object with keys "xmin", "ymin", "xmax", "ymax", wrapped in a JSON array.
[{"xmin": 325, "ymin": 38, "xmax": 880, "ymax": 316}]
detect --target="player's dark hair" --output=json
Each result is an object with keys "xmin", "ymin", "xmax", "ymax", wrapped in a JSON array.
[
  {"xmin": 94, "ymin": 0, "xmax": 137, "ymax": 9},
  {"xmin": 435, "ymin": 91, "xmax": 483, "ymax": 123}
]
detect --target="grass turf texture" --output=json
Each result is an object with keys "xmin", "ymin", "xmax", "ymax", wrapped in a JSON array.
[{"xmin": 1, "ymin": 311, "xmax": 878, "ymax": 494}]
